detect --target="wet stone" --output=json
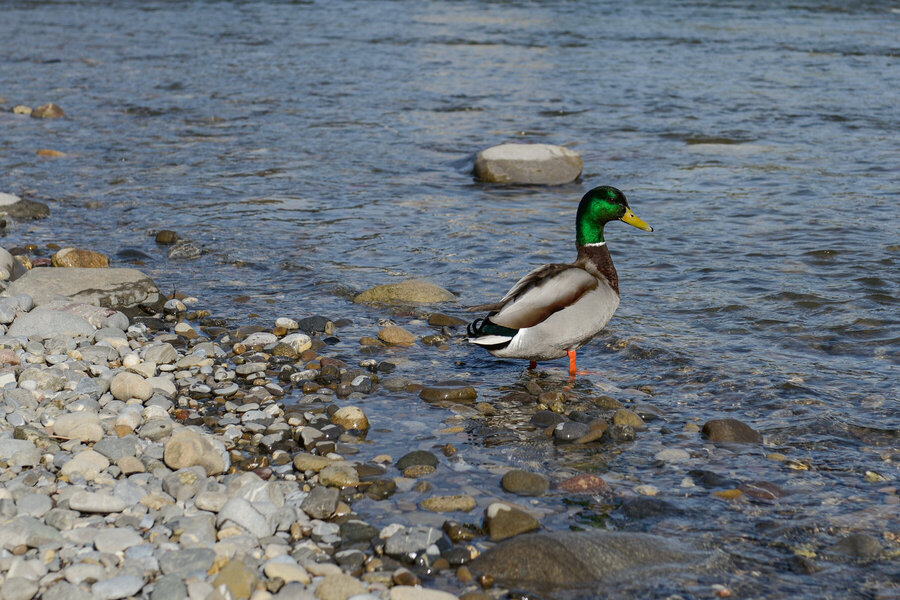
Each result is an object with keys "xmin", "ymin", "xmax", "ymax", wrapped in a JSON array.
[
  {"xmin": 340, "ymin": 520, "xmax": 379, "ymax": 545},
  {"xmin": 655, "ymin": 448, "xmax": 690, "ymax": 463},
  {"xmin": 297, "ymin": 315, "xmax": 330, "ymax": 334},
  {"xmin": 365, "ymin": 479, "xmax": 397, "ymax": 500},
  {"xmin": 485, "ymin": 502, "xmax": 540, "ymax": 541},
  {"xmin": 301, "ymin": 485, "xmax": 340, "ymax": 519},
  {"xmin": 601, "ymin": 424, "xmax": 636, "ymax": 443},
  {"xmin": 531, "ymin": 410, "xmax": 566, "ymax": 428},
  {"xmin": 558, "ymin": 474, "xmax": 610, "ymax": 494},
  {"xmin": 830, "ymin": 533, "xmax": 883, "ymax": 559},
  {"xmin": 613, "ymin": 408, "xmax": 645, "ymax": 429},
  {"xmin": 553, "ymin": 421, "xmax": 589, "ymax": 442},
  {"xmin": 421, "ymin": 494, "xmax": 477, "ymax": 513},
  {"xmin": 419, "ymin": 385, "xmax": 477, "ymax": 404},
  {"xmin": 385, "ymin": 525, "xmax": 445, "ymax": 559},
  {"xmin": 501, "ymin": 469, "xmax": 549, "ymax": 497},
  {"xmin": 701, "ymin": 418, "xmax": 761, "ymax": 443},
  {"xmin": 396, "ymin": 450, "xmax": 439, "ymax": 471},
  {"xmin": 622, "ymin": 497, "xmax": 682, "ymax": 520},
  {"xmin": 688, "ymin": 469, "xmax": 741, "ymax": 489}
]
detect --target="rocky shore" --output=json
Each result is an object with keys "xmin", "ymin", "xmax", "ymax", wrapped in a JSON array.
[{"xmin": 0, "ymin": 239, "xmax": 894, "ymax": 600}]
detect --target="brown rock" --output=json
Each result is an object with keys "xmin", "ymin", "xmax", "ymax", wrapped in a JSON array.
[
  {"xmin": 51, "ymin": 248, "xmax": 109, "ymax": 268},
  {"xmin": 163, "ymin": 430, "xmax": 226, "ymax": 475},
  {"xmin": 31, "ymin": 103, "xmax": 65, "ymax": 118},
  {"xmin": 155, "ymin": 230, "xmax": 179, "ymax": 244},
  {"xmin": 701, "ymin": 418, "xmax": 761, "ymax": 443},
  {"xmin": 211, "ymin": 558, "xmax": 258, "ymax": 600},
  {"xmin": 428, "ymin": 313, "xmax": 467, "ymax": 327},
  {"xmin": 485, "ymin": 502, "xmax": 540, "ymax": 541},
  {"xmin": 558, "ymin": 474, "xmax": 610, "ymax": 494},
  {"xmin": 331, "ymin": 406, "xmax": 369, "ymax": 431},
  {"xmin": 421, "ymin": 494, "xmax": 477, "ymax": 513},
  {"xmin": 355, "ymin": 279, "xmax": 457, "ymax": 305},
  {"xmin": 36, "ymin": 149, "xmax": 65, "ymax": 157},
  {"xmin": 378, "ymin": 325, "xmax": 416, "ymax": 346},
  {"xmin": 419, "ymin": 385, "xmax": 477, "ymax": 404}
]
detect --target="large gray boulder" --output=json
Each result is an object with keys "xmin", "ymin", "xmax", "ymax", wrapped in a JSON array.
[
  {"xmin": 470, "ymin": 531, "xmax": 721, "ymax": 595},
  {"xmin": 474, "ymin": 143, "xmax": 583, "ymax": 185},
  {"xmin": 7, "ymin": 267, "xmax": 160, "ymax": 308}
]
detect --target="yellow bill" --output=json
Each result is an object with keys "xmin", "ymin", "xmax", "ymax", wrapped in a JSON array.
[{"xmin": 621, "ymin": 208, "xmax": 653, "ymax": 232}]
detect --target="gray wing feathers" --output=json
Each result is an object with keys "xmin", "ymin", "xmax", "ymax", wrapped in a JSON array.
[{"xmin": 489, "ymin": 266, "xmax": 599, "ymax": 330}]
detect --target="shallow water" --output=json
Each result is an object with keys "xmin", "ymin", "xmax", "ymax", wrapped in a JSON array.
[{"xmin": 1, "ymin": 0, "xmax": 898, "ymax": 597}]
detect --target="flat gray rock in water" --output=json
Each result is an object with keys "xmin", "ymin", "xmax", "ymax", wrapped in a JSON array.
[
  {"xmin": 7, "ymin": 267, "xmax": 159, "ymax": 308},
  {"xmin": 474, "ymin": 143, "xmax": 583, "ymax": 185},
  {"xmin": 470, "ymin": 530, "xmax": 719, "ymax": 594}
]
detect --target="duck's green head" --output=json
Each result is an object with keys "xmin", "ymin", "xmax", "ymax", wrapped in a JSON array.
[{"xmin": 576, "ymin": 185, "xmax": 653, "ymax": 246}]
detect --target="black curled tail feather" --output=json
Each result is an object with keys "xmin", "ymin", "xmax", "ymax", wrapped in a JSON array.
[
  {"xmin": 466, "ymin": 318, "xmax": 486, "ymax": 339},
  {"xmin": 467, "ymin": 317, "xmax": 519, "ymax": 340}
]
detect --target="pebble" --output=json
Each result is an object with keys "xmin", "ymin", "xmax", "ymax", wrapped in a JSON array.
[
  {"xmin": 655, "ymin": 448, "xmax": 691, "ymax": 463},
  {"xmin": 331, "ymin": 406, "xmax": 369, "ymax": 431},
  {"xmin": 701, "ymin": 418, "xmax": 761, "ymax": 443},
  {"xmin": 163, "ymin": 429, "xmax": 226, "ymax": 475},
  {"xmin": 500, "ymin": 469, "xmax": 549, "ymax": 496},
  {"xmin": 92, "ymin": 575, "xmax": 144, "ymax": 600},
  {"xmin": 31, "ymin": 103, "xmax": 66, "ymax": 118},
  {"xmin": 418, "ymin": 385, "xmax": 477, "ymax": 404},
  {"xmin": 377, "ymin": 325, "xmax": 416, "ymax": 345},
  {"xmin": 421, "ymin": 494, "xmax": 477, "ymax": 513},
  {"xmin": 484, "ymin": 502, "xmax": 540, "ymax": 541}
]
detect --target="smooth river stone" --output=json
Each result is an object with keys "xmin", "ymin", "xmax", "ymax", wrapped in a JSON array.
[
  {"xmin": 263, "ymin": 560, "xmax": 311, "ymax": 584},
  {"xmin": 216, "ymin": 498, "xmax": 273, "ymax": 538},
  {"xmin": 313, "ymin": 573, "xmax": 366, "ymax": 600},
  {"xmin": 110, "ymin": 372, "xmax": 153, "ymax": 401},
  {"xmin": 91, "ymin": 575, "xmax": 144, "ymax": 600},
  {"xmin": 390, "ymin": 587, "xmax": 459, "ymax": 600},
  {"xmin": 163, "ymin": 429, "xmax": 225, "ymax": 475},
  {"xmin": 485, "ymin": 502, "xmax": 540, "ymax": 541},
  {"xmin": 318, "ymin": 464, "xmax": 360, "ymax": 488},
  {"xmin": 52, "ymin": 412, "xmax": 104, "ymax": 443},
  {"xmin": 94, "ymin": 527, "xmax": 144, "ymax": 554},
  {"xmin": 68, "ymin": 491, "xmax": 126, "ymax": 514},
  {"xmin": 474, "ymin": 143, "xmax": 583, "ymax": 185},
  {"xmin": 701, "ymin": 418, "xmax": 761, "ymax": 443},
  {"xmin": 377, "ymin": 325, "xmax": 416, "ymax": 345},
  {"xmin": 52, "ymin": 247, "xmax": 109, "ymax": 268},
  {"xmin": 470, "ymin": 530, "xmax": 720, "ymax": 594},
  {"xmin": 421, "ymin": 494, "xmax": 477, "ymax": 513},
  {"xmin": 500, "ymin": 469, "xmax": 549, "ymax": 496},
  {"xmin": 418, "ymin": 385, "xmax": 477, "ymax": 404},
  {"xmin": 354, "ymin": 279, "xmax": 457, "ymax": 305},
  {"xmin": 60, "ymin": 450, "xmax": 110, "ymax": 481},
  {"xmin": 7, "ymin": 267, "xmax": 159, "ymax": 308},
  {"xmin": 330, "ymin": 406, "xmax": 369, "ymax": 431},
  {"xmin": 7, "ymin": 308, "xmax": 95, "ymax": 338}
]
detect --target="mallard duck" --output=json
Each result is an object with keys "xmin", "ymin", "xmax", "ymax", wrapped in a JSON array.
[{"xmin": 467, "ymin": 185, "xmax": 653, "ymax": 375}]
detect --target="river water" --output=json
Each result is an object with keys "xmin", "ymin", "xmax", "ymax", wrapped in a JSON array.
[{"xmin": 2, "ymin": 1, "xmax": 898, "ymax": 598}]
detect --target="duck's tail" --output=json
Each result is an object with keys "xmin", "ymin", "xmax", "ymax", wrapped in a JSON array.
[{"xmin": 467, "ymin": 317, "xmax": 518, "ymax": 349}]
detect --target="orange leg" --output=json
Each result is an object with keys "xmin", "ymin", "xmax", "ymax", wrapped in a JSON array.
[
  {"xmin": 567, "ymin": 350, "xmax": 577, "ymax": 376},
  {"xmin": 528, "ymin": 361, "xmax": 538, "ymax": 370}
]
